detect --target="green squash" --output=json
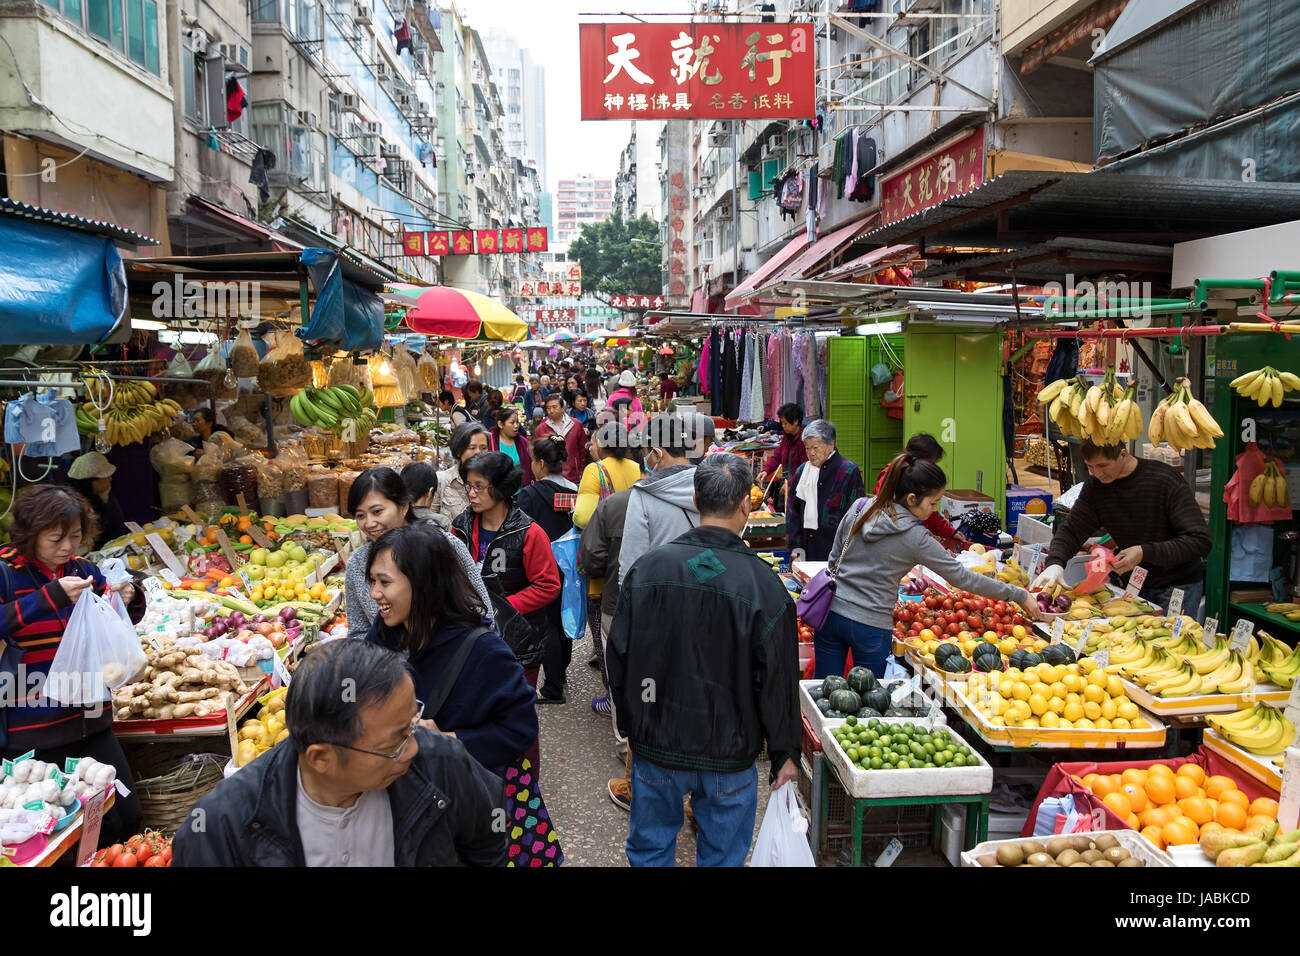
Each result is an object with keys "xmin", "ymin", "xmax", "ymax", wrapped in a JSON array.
[
  {"xmin": 808, "ymin": 685, "xmax": 824, "ymax": 701},
  {"xmin": 862, "ymin": 687, "xmax": 892, "ymax": 713},
  {"xmin": 939, "ymin": 654, "xmax": 972, "ymax": 673},
  {"xmin": 847, "ymin": 666, "xmax": 878, "ymax": 696},
  {"xmin": 933, "ymin": 642, "xmax": 962, "ymax": 665},
  {"xmin": 829, "ymin": 688, "xmax": 862, "ymax": 714},
  {"xmin": 816, "ymin": 698, "xmax": 835, "ymax": 715},
  {"xmin": 821, "ymin": 675, "xmax": 849, "ymax": 698}
]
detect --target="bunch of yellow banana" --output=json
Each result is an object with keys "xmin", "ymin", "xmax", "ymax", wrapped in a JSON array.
[
  {"xmin": 996, "ymin": 558, "xmax": 1029, "ymax": 586},
  {"xmin": 1206, "ymin": 703, "xmax": 1297, "ymax": 756},
  {"xmin": 1037, "ymin": 370, "xmax": 1143, "ymax": 444},
  {"xmin": 1264, "ymin": 601, "xmax": 1300, "ymax": 621},
  {"xmin": 1148, "ymin": 377, "xmax": 1223, "ymax": 451},
  {"xmin": 1230, "ymin": 366, "xmax": 1299, "ymax": 407},
  {"xmin": 1249, "ymin": 460, "xmax": 1291, "ymax": 509},
  {"xmin": 1258, "ymin": 639, "xmax": 1300, "ymax": 688}
]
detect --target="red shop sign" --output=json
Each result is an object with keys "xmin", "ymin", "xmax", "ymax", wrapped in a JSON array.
[
  {"xmin": 579, "ymin": 21, "xmax": 815, "ymax": 120},
  {"xmin": 880, "ymin": 128, "xmax": 985, "ymax": 226}
]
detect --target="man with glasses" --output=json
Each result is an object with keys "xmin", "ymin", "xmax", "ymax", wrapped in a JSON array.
[{"xmin": 172, "ymin": 640, "xmax": 507, "ymax": 867}]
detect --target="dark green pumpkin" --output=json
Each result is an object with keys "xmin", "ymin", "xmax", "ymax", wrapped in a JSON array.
[
  {"xmin": 821, "ymin": 675, "xmax": 849, "ymax": 698},
  {"xmin": 862, "ymin": 687, "xmax": 892, "ymax": 713},
  {"xmin": 1009, "ymin": 649, "xmax": 1028, "ymax": 669},
  {"xmin": 939, "ymin": 654, "xmax": 972, "ymax": 673},
  {"xmin": 857, "ymin": 707, "xmax": 882, "ymax": 719},
  {"xmin": 808, "ymin": 685, "xmax": 825, "ymax": 701},
  {"xmin": 933, "ymin": 642, "xmax": 962, "ymax": 665},
  {"xmin": 829, "ymin": 688, "xmax": 862, "ymax": 714},
  {"xmin": 1020, "ymin": 651, "xmax": 1043, "ymax": 668},
  {"xmin": 974, "ymin": 655, "xmax": 1004, "ymax": 672},
  {"xmin": 816, "ymin": 698, "xmax": 835, "ymax": 715},
  {"xmin": 846, "ymin": 666, "xmax": 878, "ymax": 696},
  {"xmin": 1040, "ymin": 643, "xmax": 1075, "ymax": 666}
]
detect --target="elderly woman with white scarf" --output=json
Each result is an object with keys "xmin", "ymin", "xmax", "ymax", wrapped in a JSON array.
[
  {"xmin": 532, "ymin": 391, "xmax": 587, "ymax": 483},
  {"xmin": 785, "ymin": 419, "xmax": 867, "ymax": 562}
]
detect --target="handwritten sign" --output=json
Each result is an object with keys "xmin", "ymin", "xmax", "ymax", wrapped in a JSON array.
[
  {"xmin": 159, "ymin": 568, "xmax": 182, "ymax": 588},
  {"xmin": 145, "ymin": 533, "xmax": 187, "ymax": 579},
  {"xmin": 1050, "ymin": 618, "xmax": 1065, "ymax": 644},
  {"xmin": 1202, "ymin": 616, "xmax": 1219, "ymax": 649},
  {"xmin": 271, "ymin": 650, "xmax": 292, "ymax": 690},
  {"xmin": 1279, "ymin": 745, "xmax": 1300, "ymax": 835},
  {"xmin": 1230, "ymin": 619, "xmax": 1255, "ymax": 654},
  {"xmin": 75, "ymin": 788, "xmax": 109, "ymax": 866},
  {"xmin": 1074, "ymin": 621, "xmax": 1095, "ymax": 656},
  {"xmin": 1123, "ymin": 566, "xmax": 1148, "ymax": 599},
  {"xmin": 1092, "ymin": 649, "xmax": 1110, "ymax": 670},
  {"xmin": 182, "ymin": 506, "xmax": 205, "ymax": 528},
  {"xmin": 124, "ymin": 521, "xmax": 145, "ymax": 535},
  {"xmin": 141, "ymin": 576, "xmax": 164, "ymax": 600},
  {"xmin": 213, "ymin": 528, "xmax": 240, "ymax": 572},
  {"xmin": 1171, "ymin": 616, "xmax": 1186, "ymax": 641},
  {"xmin": 247, "ymin": 525, "xmax": 273, "ymax": 549},
  {"xmin": 1166, "ymin": 588, "xmax": 1185, "ymax": 621},
  {"xmin": 236, "ymin": 493, "xmax": 249, "ymax": 516},
  {"xmin": 238, "ymin": 570, "xmax": 254, "ymax": 593}
]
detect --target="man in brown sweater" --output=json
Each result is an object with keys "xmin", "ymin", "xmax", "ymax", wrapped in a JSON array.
[{"xmin": 1032, "ymin": 440, "xmax": 1211, "ymax": 614}]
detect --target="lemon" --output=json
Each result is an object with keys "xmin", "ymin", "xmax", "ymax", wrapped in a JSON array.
[
  {"xmin": 1100, "ymin": 697, "xmax": 1118, "ymax": 721},
  {"xmin": 1049, "ymin": 681, "xmax": 1068, "ymax": 699},
  {"xmin": 1031, "ymin": 681, "xmax": 1052, "ymax": 699},
  {"xmin": 1083, "ymin": 684, "xmax": 1106, "ymax": 704},
  {"xmin": 1106, "ymin": 674, "xmax": 1124, "ymax": 698},
  {"xmin": 1117, "ymin": 699, "xmax": 1139, "ymax": 721},
  {"xmin": 1079, "ymin": 657, "xmax": 1098, "ymax": 675},
  {"xmin": 1087, "ymin": 668, "xmax": 1108, "ymax": 688},
  {"xmin": 1011, "ymin": 682, "xmax": 1031, "ymax": 702},
  {"xmin": 1063, "ymin": 701, "xmax": 1084, "ymax": 722},
  {"xmin": 1041, "ymin": 711, "xmax": 1061, "ymax": 728},
  {"xmin": 1023, "ymin": 716, "xmax": 1041, "ymax": 729},
  {"xmin": 1083, "ymin": 700, "xmax": 1102, "ymax": 720},
  {"xmin": 1047, "ymin": 697, "xmax": 1066, "ymax": 715},
  {"xmin": 1074, "ymin": 717, "xmax": 1096, "ymax": 730},
  {"xmin": 1095, "ymin": 717, "xmax": 1112, "ymax": 730},
  {"xmin": 1111, "ymin": 717, "xmax": 1131, "ymax": 730}
]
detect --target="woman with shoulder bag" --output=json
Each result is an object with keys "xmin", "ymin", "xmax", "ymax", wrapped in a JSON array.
[
  {"xmin": 365, "ymin": 524, "xmax": 562, "ymax": 866},
  {"xmin": 812, "ymin": 454, "xmax": 1040, "ymax": 679}
]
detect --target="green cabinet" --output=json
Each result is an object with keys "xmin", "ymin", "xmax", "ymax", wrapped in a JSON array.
[
  {"xmin": 826, "ymin": 333, "xmax": 904, "ymax": 476},
  {"xmin": 902, "ymin": 328, "xmax": 1008, "ymax": 520}
]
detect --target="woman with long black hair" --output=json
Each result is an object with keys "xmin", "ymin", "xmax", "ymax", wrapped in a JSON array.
[{"xmin": 365, "ymin": 523, "xmax": 562, "ymax": 866}]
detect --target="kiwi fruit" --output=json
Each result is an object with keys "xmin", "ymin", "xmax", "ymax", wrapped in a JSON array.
[
  {"xmin": 1117, "ymin": 857, "xmax": 1146, "ymax": 868},
  {"xmin": 1046, "ymin": 837, "xmax": 1073, "ymax": 857},
  {"xmin": 1092, "ymin": 859, "xmax": 1115, "ymax": 867},
  {"xmin": 1027, "ymin": 852, "xmax": 1053, "ymax": 867},
  {"xmin": 1056, "ymin": 849, "xmax": 1081, "ymax": 867},
  {"xmin": 1020, "ymin": 840, "xmax": 1046, "ymax": 857},
  {"xmin": 1094, "ymin": 834, "xmax": 1120, "ymax": 851},
  {"xmin": 976, "ymin": 853, "xmax": 1001, "ymax": 867},
  {"xmin": 1070, "ymin": 835, "xmax": 1095, "ymax": 853},
  {"xmin": 1081, "ymin": 849, "xmax": 1104, "ymax": 864},
  {"xmin": 1104, "ymin": 847, "xmax": 1131, "ymax": 864},
  {"xmin": 1069, "ymin": 861, "xmax": 1092, "ymax": 867},
  {"xmin": 996, "ymin": 844, "xmax": 1024, "ymax": 867}
]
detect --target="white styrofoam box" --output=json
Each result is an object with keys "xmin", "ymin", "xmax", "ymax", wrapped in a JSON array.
[
  {"xmin": 987, "ymin": 809, "xmax": 1030, "ymax": 837},
  {"xmin": 1015, "ymin": 513, "xmax": 1053, "ymax": 547},
  {"xmin": 960, "ymin": 830, "xmax": 1174, "ymax": 867},
  {"xmin": 1166, "ymin": 844, "xmax": 1215, "ymax": 867},
  {"xmin": 939, "ymin": 804, "xmax": 966, "ymax": 867},
  {"xmin": 821, "ymin": 715, "xmax": 993, "ymax": 800},
  {"xmin": 799, "ymin": 677, "xmax": 916, "ymax": 742}
]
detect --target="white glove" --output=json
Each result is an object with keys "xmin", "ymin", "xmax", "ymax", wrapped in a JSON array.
[{"xmin": 1030, "ymin": 564, "xmax": 1066, "ymax": 590}]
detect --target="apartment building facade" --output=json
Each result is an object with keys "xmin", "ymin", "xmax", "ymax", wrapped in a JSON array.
[{"xmin": 555, "ymin": 173, "xmax": 613, "ymax": 244}]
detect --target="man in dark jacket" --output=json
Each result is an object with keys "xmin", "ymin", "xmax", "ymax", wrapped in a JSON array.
[
  {"xmin": 608, "ymin": 454, "xmax": 800, "ymax": 867},
  {"xmin": 172, "ymin": 641, "xmax": 506, "ymax": 867}
]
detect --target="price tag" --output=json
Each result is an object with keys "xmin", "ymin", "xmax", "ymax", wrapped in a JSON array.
[
  {"xmin": 75, "ymin": 788, "xmax": 109, "ymax": 867},
  {"xmin": 238, "ymin": 570, "xmax": 254, "ymax": 593},
  {"xmin": 1166, "ymin": 588, "xmax": 1185, "ymax": 621},
  {"xmin": 271, "ymin": 650, "xmax": 292, "ymax": 690},
  {"xmin": 141, "ymin": 576, "xmax": 164, "ymax": 599},
  {"xmin": 145, "ymin": 631, "xmax": 165, "ymax": 652},
  {"xmin": 236, "ymin": 493, "xmax": 249, "ymax": 516},
  {"xmin": 1050, "ymin": 618, "xmax": 1065, "ymax": 644},
  {"xmin": 159, "ymin": 568, "xmax": 182, "ymax": 588},
  {"xmin": 1202, "ymin": 616, "xmax": 1219, "ymax": 649},
  {"xmin": 1092, "ymin": 649, "xmax": 1110, "ymax": 670},
  {"xmin": 144, "ymin": 533, "xmax": 188, "ymax": 579},
  {"xmin": 1171, "ymin": 616, "xmax": 1186, "ymax": 641},
  {"xmin": 1230, "ymin": 619, "xmax": 1255, "ymax": 653},
  {"xmin": 181, "ymin": 506, "xmax": 205, "ymax": 528},
  {"xmin": 212, "ymin": 528, "xmax": 240, "ymax": 572},
  {"xmin": 1123, "ymin": 566, "xmax": 1148, "ymax": 598},
  {"xmin": 247, "ymin": 525, "xmax": 273, "ymax": 549},
  {"xmin": 1278, "ymin": 745, "xmax": 1300, "ymax": 835},
  {"xmin": 1030, "ymin": 546, "xmax": 1045, "ymax": 576},
  {"xmin": 1074, "ymin": 620, "xmax": 1095, "ymax": 656},
  {"xmin": 892, "ymin": 673, "xmax": 920, "ymax": 705},
  {"xmin": 1285, "ymin": 682, "xmax": 1300, "ymax": 726},
  {"xmin": 124, "ymin": 521, "xmax": 145, "ymax": 535}
]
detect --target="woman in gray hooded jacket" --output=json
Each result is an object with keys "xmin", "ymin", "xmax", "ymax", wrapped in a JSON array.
[{"xmin": 816, "ymin": 453, "xmax": 1039, "ymax": 679}]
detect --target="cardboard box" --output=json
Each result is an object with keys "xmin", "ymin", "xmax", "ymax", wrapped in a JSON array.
[
  {"xmin": 942, "ymin": 489, "xmax": 994, "ymax": 520},
  {"xmin": 1005, "ymin": 484, "xmax": 1053, "ymax": 535}
]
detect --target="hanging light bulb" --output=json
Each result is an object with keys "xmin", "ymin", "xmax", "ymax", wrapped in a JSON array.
[
  {"xmin": 474, "ymin": 364, "xmax": 482, "ymax": 376},
  {"xmin": 380, "ymin": 360, "xmax": 392, "ymax": 376},
  {"xmin": 486, "ymin": 355, "xmax": 494, "ymax": 366}
]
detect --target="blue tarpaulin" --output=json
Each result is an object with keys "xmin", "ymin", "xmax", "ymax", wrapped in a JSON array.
[
  {"xmin": 295, "ymin": 248, "xmax": 384, "ymax": 352},
  {"xmin": 0, "ymin": 215, "xmax": 127, "ymax": 344}
]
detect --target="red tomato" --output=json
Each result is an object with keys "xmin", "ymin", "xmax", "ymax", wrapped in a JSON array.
[
  {"xmin": 946, "ymin": 622, "xmax": 960, "ymax": 635},
  {"xmin": 136, "ymin": 843, "xmax": 155, "ymax": 864},
  {"xmin": 924, "ymin": 596, "xmax": 938, "ymax": 609},
  {"xmin": 160, "ymin": 846, "xmax": 172, "ymax": 865},
  {"xmin": 103, "ymin": 844, "xmax": 124, "ymax": 864},
  {"xmin": 91, "ymin": 858, "xmax": 113, "ymax": 867},
  {"xmin": 144, "ymin": 855, "xmax": 168, "ymax": 867},
  {"xmin": 114, "ymin": 852, "xmax": 138, "ymax": 867}
]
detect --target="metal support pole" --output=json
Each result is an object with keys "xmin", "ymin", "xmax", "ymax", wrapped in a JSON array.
[{"xmin": 732, "ymin": 118, "xmax": 740, "ymax": 315}]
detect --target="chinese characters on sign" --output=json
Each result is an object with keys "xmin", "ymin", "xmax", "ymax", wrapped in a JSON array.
[
  {"xmin": 610, "ymin": 294, "xmax": 666, "ymax": 310},
  {"xmin": 880, "ymin": 128, "xmax": 985, "ymax": 226},
  {"xmin": 580, "ymin": 22, "xmax": 815, "ymax": 120},
  {"xmin": 667, "ymin": 170, "xmax": 688, "ymax": 305},
  {"xmin": 517, "ymin": 263, "xmax": 583, "ymax": 298},
  {"xmin": 406, "ymin": 228, "xmax": 549, "ymax": 256}
]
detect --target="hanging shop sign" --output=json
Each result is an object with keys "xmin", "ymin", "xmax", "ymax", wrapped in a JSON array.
[
  {"xmin": 403, "ymin": 227, "xmax": 549, "ymax": 256},
  {"xmin": 579, "ymin": 21, "xmax": 815, "ymax": 120},
  {"xmin": 528, "ymin": 308, "xmax": 578, "ymax": 326},
  {"xmin": 667, "ymin": 172, "xmax": 688, "ymax": 304},
  {"xmin": 880, "ymin": 127, "xmax": 985, "ymax": 226},
  {"xmin": 518, "ymin": 263, "xmax": 582, "ymax": 297},
  {"xmin": 610, "ymin": 294, "xmax": 667, "ymax": 310}
]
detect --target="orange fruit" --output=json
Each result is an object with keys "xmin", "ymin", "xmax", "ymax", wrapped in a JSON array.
[
  {"xmin": 1181, "ymin": 797, "xmax": 1213, "ymax": 826},
  {"xmin": 1174, "ymin": 775, "xmax": 1200, "ymax": 800},
  {"xmin": 1121, "ymin": 768, "xmax": 1147, "ymax": 788},
  {"xmin": 1215, "ymin": 801, "xmax": 1248, "ymax": 829},
  {"xmin": 1127, "ymin": 812, "xmax": 1141, "ymax": 829},
  {"xmin": 1205, "ymin": 775, "xmax": 1237, "ymax": 800},
  {"xmin": 1081, "ymin": 773, "xmax": 1099, "ymax": 790},
  {"xmin": 1140, "ymin": 806, "xmax": 1174, "ymax": 829},
  {"xmin": 1174, "ymin": 814, "xmax": 1200, "ymax": 834},
  {"xmin": 1122, "ymin": 783, "xmax": 1148, "ymax": 813},
  {"xmin": 1140, "ymin": 825, "xmax": 1165, "ymax": 849},
  {"xmin": 1103, "ymin": 791, "xmax": 1132, "ymax": 818},
  {"xmin": 1162, "ymin": 820, "xmax": 1198, "ymax": 846},
  {"xmin": 1248, "ymin": 797, "xmax": 1279, "ymax": 820},
  {"xmin": 1147, "ymin": 763, "xmax": 1175, "ymax": 780},
  {"xmin": 1109, "ymin": 774, "xmax": 1124, "ymax": 791},
  {"xmin": 1247, "ymin": 814, "xmax": 1276, "ymax": 831},
  {"xmin": 1092, "ymin": 775, "xmax": 1121, "ymax": 798},
  {"xmin": 1218, "ymin": 788, "xmax": 1250, "ymax": 810},
  {"xmin": 1144, "ymin": 775, "xmax": 1176, "ymax": 805},
  {"xmin": 1176, "ymin": 763, "xmax": 1207, "ymax": 786}
]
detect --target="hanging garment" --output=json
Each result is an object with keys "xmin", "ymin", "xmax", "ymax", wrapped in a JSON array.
[
  {"xmin": 781, "ymin": 331, "xmax": 797, "ymax": 407},
  {"xmin": 226, "ymin": 76, "xmax": 247, "ymax": 123},
  {"xmin": 801, "ymin": 333, "xmax": 819, "ymax": 415},
  {"xmin": 845, "ymin": 129, "xmax": 859, "ymax": 201},
  {"xmin": 5, "ymin": 391, "xmax": 79, "ymax": 458},
  {"xmin": 766, "ymin": 334, "xmax": 781, "ymax": 419},
  {"xmin": 698, "ymin": 334, "xmax": 713, "ymax": 397},
  {"xmin": 249, "ymin": 148, "xmax": 276, "ymax": 202},
  {"xmin": 790, "ymin": 334, "xmax": 807, "ymax": 415},
  {"xmin": 759, "ymin": 333, "xmax": 772, "ymax": 419},
  {"xmin": 394, "ymin": 17, "xmax": 412, "ymax": 53},
  {"xmin": 815, "ymin": 338, "xmax": 828, "ymax": 419},
  {"xmin": 739, "ymin": 331, "xmax": 755, "ymax": 421},
  {"xmin": 749, "ymin": 334, "xmax": 766, "ymax": 422},
  {"xmin": 817, "ymin": 169, "xmax": 830, "ymax": 221},
  {"xmin": 850, "ymin": 136, "xmax": 878, "ymax": 202},
  {"xmin": 721, "ymin": 331, "xmax": 741, "ymax": 419},
  {"xmin": 779, "ymin": 172, "xmax": 804, "ymax": 221},
  {"xmin": 710, "ymin": 328, "xmax": 724, "ymax": 415}
]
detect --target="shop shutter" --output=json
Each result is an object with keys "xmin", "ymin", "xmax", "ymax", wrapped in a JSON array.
[
  {"xmin": 827, "ymin": 336, "xmax": 867, "ymax": 472},
  {"xmin": 865, "ymin": 333, "xmax": 904, "ymax": 475}
]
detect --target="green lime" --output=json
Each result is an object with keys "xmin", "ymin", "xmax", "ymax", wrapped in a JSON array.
[{"xmin": 846, "ymin": 715, "xmax": 858, "ymax": 726}]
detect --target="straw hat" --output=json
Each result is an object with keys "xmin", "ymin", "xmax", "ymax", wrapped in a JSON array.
[
  {"xmin": 68, "ymin": 451, "xmax": 116, "ymax": 480},
  {"xmin": 617, "ymin": 370, "xmax": 637, "ymax": 387}
]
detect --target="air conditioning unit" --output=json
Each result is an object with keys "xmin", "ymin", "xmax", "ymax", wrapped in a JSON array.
[
  {"xmin": 839, "ymin": 52, "xmax": 867, "ymax": 78},
  {"xmin": 354, "ymin": 2, "xmax": 371, "ymax": 24},
  {"xmin": 397, "ymin": 93, "xmax": 414, "ymax": 110},
  {"xmin": 339, "ymin": 93, "xmax": 360, "ymax": 113},
  {"xmin": 417, "ymin": 100, "xmax": 430, "ymax": 116},
  {"xmin": 766, "ymin": 133, "xmax": 786, "ymax": 153},
  {"xmin": 381, "ymin": 142, "xmax": 401, "ymax": 158},
  {"xmin": 295, "ymin": 110, "xmax": 318, "ymax": 129},
  {"xmin": 362, "ymin": 120, "xmax": 381, "ymax": 135},
  {"xmin": 708, "ymin": 131, "xmax": 729, "ymax": 148},
  {"xmin": 375, "ymin": 61, "xmax": 389, "ymax": 80},
  {"xmin": 412, "ymin": 50, "xmax": 429, "ymax": 75}
]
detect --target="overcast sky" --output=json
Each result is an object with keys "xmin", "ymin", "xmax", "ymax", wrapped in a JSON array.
[{"xmin": 455, "ymin": 0, "xmax": 683, "ymax": 195}]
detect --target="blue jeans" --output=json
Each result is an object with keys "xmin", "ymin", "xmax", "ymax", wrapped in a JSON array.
[
  {"xmin": 1143, "ymin": 581, "xmax": 1205, "ymax": 622},
  {"xmin": 626, "ymin": 755, "xmax": 758, "ymax": 867},
  {"xmin": 814, "ymin": 611, "xmax": 891, "ymax": 680}
]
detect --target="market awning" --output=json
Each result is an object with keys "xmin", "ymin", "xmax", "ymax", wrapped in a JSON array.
[
  {"xmin": 0, "ymin": 196, "xmax": 159, "ymax": 247},
  {"xmin": 1019, "ymin": 0, "xmax": 1128, "ymax": 74},
  {"xmin": 278, "ymin": 215, "xmax": 401, "ymax": 283},
  {"xmin": 723, "ymin": 233, "xmax": 809, "ymax": 310},
  {"xmin": 815, "ymin": 243, "xmax": 918, "ymax": 282},
  {"xmin": 917, "ymin": 237, "xmax": 1173, "ymax": 283},
  {"xmin": 758, "ymin": 214, "xmax": 879, "ymax": 293},
  {"xmin": 174, "ymin": 197, "xmax": 304, "ymax": 254}
]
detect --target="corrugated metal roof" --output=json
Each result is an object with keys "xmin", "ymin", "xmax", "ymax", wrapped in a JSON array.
[
  {"xmin": 918, "ymin": 236, "xmax": 1173, "ymax": 282},
  {"xmin": 860, "ymin": 170, "xmax": 1300, "ymax": 249},
  {"xmin": 0, "ymin": 196, "xmax": 160, "ymax": 246}
]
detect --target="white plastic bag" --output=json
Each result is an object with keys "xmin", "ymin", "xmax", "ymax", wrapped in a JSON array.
[
  {"xmin": 750, "ymin": 781, "xmax": 815, "ymax": 867},
  {"xmin": 45, "ymin": 590, "xmax": 146, "ymax": 707}
]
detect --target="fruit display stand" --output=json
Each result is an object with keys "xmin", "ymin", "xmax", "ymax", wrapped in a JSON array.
[
  {"xmin": 961, "ymin": 830, "xmax": 1174, "ymax": 868},
  {"xmin": 818, "ymin": 716, "xmax": 993, "ymax": 867},
  {"xmin": 11, "ymin": 792, "xmax": 117, "ymax": 868},
  {"xmin": 1201, "ymin": 731, "xmax": 1283, "ymax": 792},
  {"xmin": 1121, "ymin": 678, "xmax": 1289, "ymax": 717},
  {"xmin": 742, "ymin": 510, "xmax": 785, "ymax": 548},
  {"xmin": 111, "ymin": 678, "xmax": 267, "ymax": 740}
]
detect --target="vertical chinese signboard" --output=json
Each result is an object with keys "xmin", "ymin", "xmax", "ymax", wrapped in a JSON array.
[
  {"xmin": 880, "ymin": 128, "xmax": 985, "ymax": 226},
  {"xmin": 579, "ymin": 22, "xmax": 815, "ymax": 120}
]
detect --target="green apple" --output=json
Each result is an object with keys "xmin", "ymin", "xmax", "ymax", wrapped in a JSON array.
[
  {"xmin": 245, "ymin": 565, "xmax": 266, "ymax": 581},
  {"xmin": 286, "ymin": 544, "xmax": 307, "ymax": 564},
  {"xmin": 266, "ymin": 550, "xmax": 288, "ymax": 569},
  {"xmin": 250, "ymin": 548, "xmax": 269, "ymax": 566}
]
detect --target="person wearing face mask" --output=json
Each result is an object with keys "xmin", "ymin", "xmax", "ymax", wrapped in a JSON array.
[
  {"xmin": 785, "ymin": 419, "xmax": 867, "ymax": 563},
  {"xmin": 816, "ymin": 454, "xmax": 1040, "ymax": 679},
  {"xmin": 436, "ymin": 422, "xmax": 492, "ymax": 522},
  {"xmin": 0, "ymin": 486, "xmax": 141, "ymax": 844},
  {"xmin": 345, "ymin": 467, "xmax": 490, "ymax": 639},
  {"xmin": 490, "ymin": 407, "xmax": 532, "ymax": 487},
  {"xmin": 362, "ymin": 524, "xmax": 561, "ymax": 866},
  {"xmin": 617, "ymin": 415, "xmax": 699, "ymax": 590}
]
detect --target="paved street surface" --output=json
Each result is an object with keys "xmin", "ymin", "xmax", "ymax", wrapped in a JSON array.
[{"xmin": 538, "ymin": 642, "xmax": 774, "ymax": 867}]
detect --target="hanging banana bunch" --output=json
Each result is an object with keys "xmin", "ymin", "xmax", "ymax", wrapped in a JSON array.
[
  {"xmin": 1148, "ymin": 377, "xmax": 1222, "ymax": 451},
  {"xmin": 74, "ymin": 374, "xmax": 182, "ymax": 446},
  {"xmin": 1036, "ymin": 368, "xmax": 1143, "ymax": 444},
  {"xmin": 1249, "ymin": 460, "xmax": 1292, "ymax": 509},
  {"xmin": 1230, "ymin": 366, "xmax": 1299, "ymax": 407}
]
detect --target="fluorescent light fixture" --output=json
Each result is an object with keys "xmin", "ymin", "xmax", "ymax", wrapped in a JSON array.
[
  {"xmin": 855, "ymin": 321, "xmax": 904, "ymax": 336},
  {"xmin": 132, "ymin": 318, "xmax": 169, "ymax": 332}
]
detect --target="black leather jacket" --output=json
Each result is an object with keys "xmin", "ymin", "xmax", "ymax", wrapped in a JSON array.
[{"xmin": 172, "ymin": 728, "xmax": 507, "ymax": 867}]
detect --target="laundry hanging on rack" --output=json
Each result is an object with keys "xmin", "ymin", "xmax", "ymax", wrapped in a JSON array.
[
  {"xmin": 4, "ymin": 390, "xmax": 80, "ymax": 458},
  {"xmin": 394, "ymin": 17, "xmax": 412, "ymax": 53},
  {"xmin": 776, "ymin": 171, "xmax": 804, "ymax": 221},
  {"xmin": 226, "ymin": 76, "xmax": 248, "ymax": 123}
]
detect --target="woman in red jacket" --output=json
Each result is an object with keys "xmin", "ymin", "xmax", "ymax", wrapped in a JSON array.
[
  {"xmin": 873, "ymin": 433, "xmax": 965, "ymax": 543},
  {"xmin": 490, "ymin": 407, "xmax": 532, "ymax": 488}
]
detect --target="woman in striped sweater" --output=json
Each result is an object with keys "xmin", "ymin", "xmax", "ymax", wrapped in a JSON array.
[{"xmin": 0, "ymin": 486, "xmax": 142, "ymax": 842}]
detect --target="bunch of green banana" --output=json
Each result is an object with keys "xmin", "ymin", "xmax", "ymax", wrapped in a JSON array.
[
  {"xmin": 1206, "ymin": 703, "xmax": 1297, "ymax": 756},
  {"xmin": 1230, "ymin": 366, "xmax": 1299, "ymax": 407},
  {"xmin": 290, "ymin": 385, "xmax": 377, "ymax": 435},
  {"xmin": 1249, "ymin": 459, "xmax": 1291, "ymax": 509},
  {"xmin": 1148, "ymin": 376, "xmax": 1223, "ymax": 451}
]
